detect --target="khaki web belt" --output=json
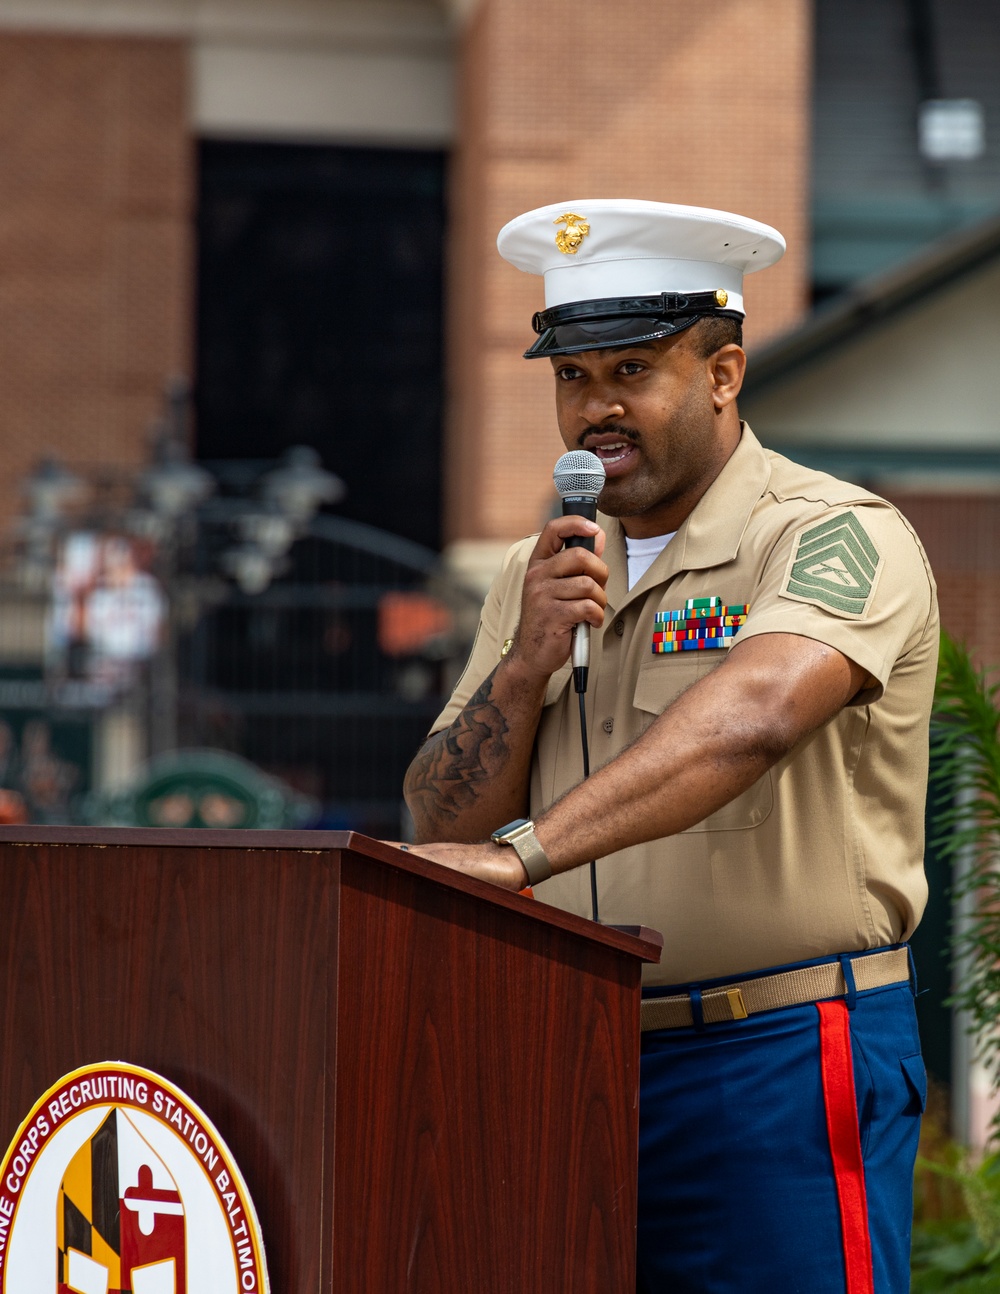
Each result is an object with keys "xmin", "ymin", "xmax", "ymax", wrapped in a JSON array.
[{"xmin": 640, "ymin": 947, "xmax": 910, "ymax": 1032}]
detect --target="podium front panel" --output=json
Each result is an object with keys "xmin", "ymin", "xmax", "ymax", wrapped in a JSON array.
[
  {"xmin": 0, "ymin": 836, "xmax": 336, "ymax": 1290},
  {"xmin": 0, "ymin": 829, "xmax": 657, "ymax": 1292},
  {"xmin": 332, "ymin": 845, "xmax": 643, "ymax": 1294}
]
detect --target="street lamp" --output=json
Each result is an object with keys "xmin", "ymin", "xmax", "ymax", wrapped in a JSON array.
[
  {"xmin": 139, "ymin": 429, "xmax": 216, "ymax": 524},
  {"xmin": 218, "ymin": 448, "xmax": 345, "ymax": 596},
  {"xmin": 9, "ymin": 378, "xmax": 348, "ymax": 758},
  {"xmin": 261, "ymin": 446, "xmax": 345, "ymax": 524},
  {"xmin": 23, "ymin": 457, "xmax": 85, "ymax": 522},
  {"xmin": 1, "ymin": 374, "xmax": 372, "ymax": 835},
  {"xmin": 15, "ymin": 459, "xmax": 85, "ymax": 593}
]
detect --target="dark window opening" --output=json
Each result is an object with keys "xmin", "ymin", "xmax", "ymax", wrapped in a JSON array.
[{"xmin": 196, "ymin": 139, "xmax": 447, "ymax": 550}]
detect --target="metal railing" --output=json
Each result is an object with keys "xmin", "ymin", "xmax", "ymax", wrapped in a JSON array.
[{"xmin": 0, "ymin": 512, "xmax": 481, "ymax": 835}]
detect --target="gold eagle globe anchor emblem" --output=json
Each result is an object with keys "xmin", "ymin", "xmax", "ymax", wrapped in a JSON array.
[{"xmin": 554, "ymin": 212, "xmax": 591, "ymax": 254}]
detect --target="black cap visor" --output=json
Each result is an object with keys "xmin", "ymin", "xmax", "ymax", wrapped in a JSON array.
[{"xmin": 523, "ymin": 291, "xmax": 743, "ymax": 359}]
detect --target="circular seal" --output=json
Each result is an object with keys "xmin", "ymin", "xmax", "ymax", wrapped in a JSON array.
[{"xmin": 0, "ymin": 1061, "xmax": 269, "ymax": 1293}]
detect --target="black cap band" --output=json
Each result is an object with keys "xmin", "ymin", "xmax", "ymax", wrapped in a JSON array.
[{"xmin": 523, "ymin": 290, "xmax": 742, "ymax": 359}]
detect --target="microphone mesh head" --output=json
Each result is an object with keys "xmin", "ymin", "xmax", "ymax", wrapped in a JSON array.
[{"xmin": 553, "ymin": 450, "xmax": 606, "ymax": 500}]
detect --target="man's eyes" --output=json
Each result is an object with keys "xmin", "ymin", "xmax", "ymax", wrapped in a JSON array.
[{"xmin": 555, "ymin": 361, "xmax": 645, "ymax": 380}]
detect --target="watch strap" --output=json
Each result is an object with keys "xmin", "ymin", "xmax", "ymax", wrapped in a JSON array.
[{"xmin": 508, "ymin": 824, "xmax": 552, "ymax": 886}]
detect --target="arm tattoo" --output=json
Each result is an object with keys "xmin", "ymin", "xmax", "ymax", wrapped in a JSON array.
[{"xmin": 406, "ymin": 669, "xmax": 510, "ymax": 824}]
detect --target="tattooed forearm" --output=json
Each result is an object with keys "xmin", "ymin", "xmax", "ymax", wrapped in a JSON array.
[
  {"xmin": 404, "ymin": 671, "xmax": 509, "ymax": 828},
  {"xmin": 404, "ymin": 641, "xmax": 551, "ymax": 841}
]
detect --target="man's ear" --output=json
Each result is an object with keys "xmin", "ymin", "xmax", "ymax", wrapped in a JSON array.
[{"xmin": 710, "ymin": 344, "xmax": 746, "ymax": 410}]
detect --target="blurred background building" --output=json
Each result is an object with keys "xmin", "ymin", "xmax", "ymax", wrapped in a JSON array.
[{"xmin": 0, "ymin": 0, "xmax": 998, "ymax": 1129}]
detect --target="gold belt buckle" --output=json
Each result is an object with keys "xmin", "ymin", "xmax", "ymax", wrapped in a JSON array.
[{"xmin": 726, "ymin": 988, "xmax": 749, "ymax": 1020}]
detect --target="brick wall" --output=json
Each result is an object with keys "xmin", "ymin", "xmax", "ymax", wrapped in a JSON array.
[
  {"xmin": 885, "ymin": 493, "xmax": 1000, "ymax": 670},
  {"xmin": 0, "ymin": 31, "xmax": 192, "ymax": 544},
  {"xmin": 445, "ymin": 0, "xmax": 812, "ymax": 546}
]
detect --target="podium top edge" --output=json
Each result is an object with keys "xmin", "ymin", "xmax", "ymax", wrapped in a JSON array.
[
  {"xmin": 0, "ymin": 825, "xmax": 663, "ymax": 964},
  {"xmin": 0, "ymin": 824, "xmax": 354, "ymax": 849}
]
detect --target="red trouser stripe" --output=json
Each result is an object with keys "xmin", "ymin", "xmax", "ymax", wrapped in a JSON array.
[{"xmin": 816, "ymin": 1000, "xmax": 875, "ymax": 1294}]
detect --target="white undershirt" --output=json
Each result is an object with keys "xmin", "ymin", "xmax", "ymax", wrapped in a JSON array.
[{"xmin": 625, "ymin": 531, "xmax": 676, "ymax": 589}]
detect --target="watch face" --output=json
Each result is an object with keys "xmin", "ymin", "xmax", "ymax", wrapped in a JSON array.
[{"xmin": 492, "ymin": 818, "xmax": 530, "ymax": 843}]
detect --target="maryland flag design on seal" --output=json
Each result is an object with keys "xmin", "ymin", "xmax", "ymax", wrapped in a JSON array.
[
  {"xmin": 0, "ymin": 1062, "xmax": 268, "ymax": 1294},
  {"xmin": 58, "ymin": 1108, "xmax": 186, "ymax": 1294}
]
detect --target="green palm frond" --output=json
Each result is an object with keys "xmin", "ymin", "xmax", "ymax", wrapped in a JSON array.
[{"xmin": 933, "ymin": 632, "xmax": 1000, "ymax": 1093}]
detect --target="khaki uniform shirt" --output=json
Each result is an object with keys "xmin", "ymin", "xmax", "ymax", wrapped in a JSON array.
[{"xmin": 432, "ymin": 426, "xmax": 939, "ymax": 987}]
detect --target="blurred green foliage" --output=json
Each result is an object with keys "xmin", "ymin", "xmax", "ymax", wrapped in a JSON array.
[
  {"xmin": 911, "ymin": 634, "xmax": 1000, "ymax": 1288},
  {"xmin": 933, "ymin": 634, "xmax": 1000, "ymax": 1130},
  {"xmin": 912, "ymin": 1131, "xmax": 1000, "ymax": 1290}
]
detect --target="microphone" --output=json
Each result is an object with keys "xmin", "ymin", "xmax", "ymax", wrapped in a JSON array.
[{"xmin": 553, "ymin": 450, "xmax": 606, "ymax": 694}]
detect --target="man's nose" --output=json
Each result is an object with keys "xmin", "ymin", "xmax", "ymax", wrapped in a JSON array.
[{"xmin": 581, "ymin": 387, "xmax": 625, "ymax": 424}]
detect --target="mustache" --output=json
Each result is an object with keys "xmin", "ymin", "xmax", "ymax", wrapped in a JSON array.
[{"xmin": 577, "ymin": 425, "xmax": 642, "ymax": 448}]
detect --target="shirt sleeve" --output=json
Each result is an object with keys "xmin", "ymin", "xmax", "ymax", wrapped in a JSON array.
[
  {"xmin": 427, "ymin": 537, "xmax": 534, "ymax": 735},
  {"xmin": 733, "ymin": 502, "xmax": 936, "ymax": 702}
]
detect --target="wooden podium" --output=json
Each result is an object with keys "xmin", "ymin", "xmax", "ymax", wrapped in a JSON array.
[{"xmin": 0, "ymin": 827, "xmax": 660, "ymax": 1292}]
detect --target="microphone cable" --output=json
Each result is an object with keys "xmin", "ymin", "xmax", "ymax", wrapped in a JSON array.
[{"xmin": 576, "ymin": 685, "xmax": 599, "ymax": 923}]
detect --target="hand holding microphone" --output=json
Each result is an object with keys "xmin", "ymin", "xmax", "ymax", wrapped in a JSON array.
[
  {"xmin": 553, "ymin": 451, "xmax": 607, "ymax": 694},
  {"xmin": 509, "ymin": 452, "xmax": 607, "ymax": 684}
]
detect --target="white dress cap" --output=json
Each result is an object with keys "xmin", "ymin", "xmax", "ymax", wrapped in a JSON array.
[{"xmin": 497, "ymin": 199, "xmax": 785, "ymax": 316}]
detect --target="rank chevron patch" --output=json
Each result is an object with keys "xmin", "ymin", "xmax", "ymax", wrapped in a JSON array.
[{"xmin": 781, "ymin": 511, "xmax": 882, "ymax": 617}]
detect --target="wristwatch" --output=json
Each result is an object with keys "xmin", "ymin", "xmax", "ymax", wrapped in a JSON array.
[{"xmin": 490, "ymin": 818, "xmax": 552, "ymax": 885}]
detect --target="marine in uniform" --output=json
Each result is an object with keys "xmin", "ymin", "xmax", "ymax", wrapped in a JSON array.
[{"xmin": 403, "ymin": 200, "xmax": 939, "ymax": 1293}]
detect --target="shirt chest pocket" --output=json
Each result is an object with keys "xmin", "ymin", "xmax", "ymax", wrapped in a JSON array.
[
  {"xmin": 631, "ymin": 653, "xmax": 773, "ymax": 833},
  {"xmin": 632, "ymin": 652, "xmax": 715, "ymax": 724}
]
